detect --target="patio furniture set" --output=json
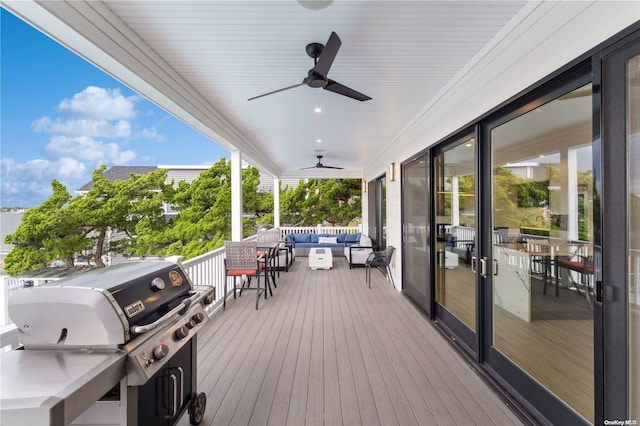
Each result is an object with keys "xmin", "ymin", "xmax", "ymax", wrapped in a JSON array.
[{"xmin": 223, "ymin": 231, "xmax": 395, "ymax": 309}]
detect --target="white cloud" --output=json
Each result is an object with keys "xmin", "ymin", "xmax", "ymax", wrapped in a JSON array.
[
  {"xmin": 1, "ymin": 157, "xmax": 87, "ymax": 206},
  {"xmin": 141, "ymin": 126, "xmax": 164, "ymax": 141},
  {"xmin": 32, "ymin": 117, "xmax": 131, "ymax": 139},
  {"xmin": 3, "ymin": 85, "xmax": 165, "ymax": 207},
  {"xmin": 58, "ymin": 86, "xmax": 138, "ymax": 120},
  {"xmin": 45, "ymin": 136, "xmax": 136, "ymax": 164}
]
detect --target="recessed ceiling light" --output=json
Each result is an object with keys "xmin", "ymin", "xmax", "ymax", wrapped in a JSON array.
[
  {"xmin": 314, "ymin": 107, "xmax": 323, "ymax": 113},
  {"xmin": 316, "ymin": 139, "xmax": 322, "ymax": 143}
]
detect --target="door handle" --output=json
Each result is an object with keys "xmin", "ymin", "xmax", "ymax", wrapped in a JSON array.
[
  {"xmin": 471, "ymin": 256, "xmax": 477, "ymax": 274},
  {"xmin": 493, "ymin": 259, "xmax": 498, "ymax": 276},
  {"xmin": 480, "ymin": 257, "xmax": 487, "ymax": 278}
]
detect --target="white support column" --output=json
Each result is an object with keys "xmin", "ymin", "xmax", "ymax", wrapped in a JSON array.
[
  {"xmin": 567, "ymin": 148, "xmax": 578, "ymax": 241},
  {"xmin": 273, "ymin": 177, "xmax": 280, "ymax": 228},
  {"xmin": 451, "ymin": 176, "xmax": 460, "ymax": 227},
  {"xmin": 231, "ymin": 150, "xmax": 243, "ymax": 241}
]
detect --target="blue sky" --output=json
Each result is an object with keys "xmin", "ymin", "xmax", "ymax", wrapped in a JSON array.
[{"xmin": 1, "ymin": 9, "xmax": 229, "ymax": 208}]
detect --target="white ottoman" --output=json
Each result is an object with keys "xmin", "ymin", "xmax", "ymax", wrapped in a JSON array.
[
  {"xmin": 309, "ymin": 248, "xmax": 333, "ymax": 270},
  {"xmin": 445, "ymin": 251, "xmax": 459, "ymax": 269}
]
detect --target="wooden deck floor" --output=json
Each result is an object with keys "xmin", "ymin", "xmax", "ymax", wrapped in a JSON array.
[{"xmin": 186, "ymin": 256, "xmax": 524, "ymax": 426}]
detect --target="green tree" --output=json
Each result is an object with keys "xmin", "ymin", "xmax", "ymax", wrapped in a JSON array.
[
  {"xmin": 68, "ymin": 165, "xmax": 170, "ymax": 267},
  {"xmin": 242, "ymin": 166, "xmax": 275, "ymax": 231},
  {"xmin": 281, "ymin": 178, "xmax": 361, "ymax": 226},
  {"xmin": 3, "ymin": 180, "xmax": 88, "ymax": 274},
  {"xmin": 142, "ymin": 159, "xmax": 267, "ymax": 259}
]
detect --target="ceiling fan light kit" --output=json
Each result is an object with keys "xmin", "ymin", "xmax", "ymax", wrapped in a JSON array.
[{"xmin": 248, "ymin": 32, "xmax": 371, "ymax": 102}]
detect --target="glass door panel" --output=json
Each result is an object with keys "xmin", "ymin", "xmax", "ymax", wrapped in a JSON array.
[
  {"xmin": 490, "ymin": 84, "xmax": 594, "ymax": 422},
  {"xmin": 434, "ymin": 135, "xmax": 477, "ymax": 338},
  {"xmin": 402, "ymin": 155, "xmax": 431, "ymax": 312}
]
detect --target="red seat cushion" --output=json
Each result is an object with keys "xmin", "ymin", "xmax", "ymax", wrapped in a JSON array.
[
  {"xmin": 558, "ymin": 260, "xmax": 591, "ymax": 273},
  {"xmin": 226, "ymin": 267, "xmax": 263, "ymax": 276}
]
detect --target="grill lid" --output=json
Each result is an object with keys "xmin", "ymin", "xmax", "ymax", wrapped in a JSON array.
[{"xmin": 9, "ymin": 261, "xmax": 193, "ymax": 349}]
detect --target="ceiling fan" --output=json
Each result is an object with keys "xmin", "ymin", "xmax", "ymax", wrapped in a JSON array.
[
  {"xmin": 248, "ymin": 31, "xmax": 371, "ymax": 102},
  {"xmin": 300, "ymin": 155, "xmax": 344, "ymax": 170}
]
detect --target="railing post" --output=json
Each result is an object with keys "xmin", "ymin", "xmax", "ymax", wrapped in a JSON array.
[{"xmin": 0, "ymin": 277, "xmax": 9, "ymax": 327}]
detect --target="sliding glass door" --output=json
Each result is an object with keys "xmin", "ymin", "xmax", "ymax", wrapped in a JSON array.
[
  {"xmin": 398, "ymin": 27, "xmax": 640, "ymax": 426},
  {"xmin": 433, "ymin": 132, "xmax": 479, "ymax": 354},
  {"xmin": 402, "ymin": 155, "xmax": 431, "ymax": 312},
  {"xmin": 488, "ymin": 78, "xmax": 595, "ymax": 424},
  {"xmin": 602, "ymin": 36, "xmax": 640, "ymax": 422}
]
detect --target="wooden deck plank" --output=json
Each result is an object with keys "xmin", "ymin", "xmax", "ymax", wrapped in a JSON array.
[
  {"xmin": 183, "ymin": 256, "xmax": 523, "ymax": 426},
  {"xmin": 248, "ymin": 272, "xmax": 305, "ymax": 426},
  {"xmin": 229, "ymin": 275, "xmax": 300, "ymax": 425},
  {"xmin": 329, "ymin": 266, "xmax": 362, "ymax": 426},
  {"xmin": 342, "ymin": 268, "xmax": 419, "ymax": 426},
  {"xmin": 334, "ymin": 266, "xmax": 382, "ymax": 426},
  {"xmin": 285, "ymin": 266, "xmax": 316, "ymax": 426},
  {"xmin": 336, "ymin": 265, "xmax": 402, "ymax": 426},
  {"xmin": 306, "ymin": 269, "xmax": 327, "ymax": 425},
  {"xmin": 266, "ymin": 267, "xmax": 311, "ymax": 426},
  {"xmin": 322, "ymin": 271, "xmax": 343, "ymax": 426}
]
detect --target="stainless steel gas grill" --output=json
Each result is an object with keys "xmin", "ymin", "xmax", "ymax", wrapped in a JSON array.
[{"xmin": 1, "ymin": 261, "xmax": 215, "ymax": 426}]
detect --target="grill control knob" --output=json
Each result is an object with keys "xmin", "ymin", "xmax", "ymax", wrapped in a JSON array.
[
  {"xmin": 175, "ymin": 325, "xmax": 189, "ymax": 340},
  {"xmin": 192, "ymin": 312, "xmax": 205, "ymax": 324},
  {"xmin": 185, "ymin": 319, "xmax": 196, "ymax": 329},
  {"xmin": 153, "ymin": 344, "xmax": 169, "ymax": 360}
]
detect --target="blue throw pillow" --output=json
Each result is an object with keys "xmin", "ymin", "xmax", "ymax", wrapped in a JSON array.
[{"xmin": 345, "ymin": 233, "xmax": 360, "ymax": 243}]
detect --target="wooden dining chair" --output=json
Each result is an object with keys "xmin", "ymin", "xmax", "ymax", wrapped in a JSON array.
[{"xmin": 223, "ymin": 241, "xmax": 265, "ymax": 310}]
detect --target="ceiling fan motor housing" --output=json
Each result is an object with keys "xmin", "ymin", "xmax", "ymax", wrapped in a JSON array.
[{"xmin": 307, "ymin": 70, "xmax": 328, "ymax": 87}]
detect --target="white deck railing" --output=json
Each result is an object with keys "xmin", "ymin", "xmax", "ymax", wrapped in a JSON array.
[
  {"xmin": 7, "ymin": 225, "xmax": 634, "ymax": 353},
  {"xmin": 0, "ymin": 227, "xmax": 357, "ymax": 351}
]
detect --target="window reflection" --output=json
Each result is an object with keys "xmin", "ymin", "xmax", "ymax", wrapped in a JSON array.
[
  {"xmin": 491, "ymin": 84, "xmax": 594, "ymax": 422},
  {"xmin": 403, "ymin": 157, "xmax": 430, "ymax": 298},
  {"xmin": 434, "ymin": 137, "xmax": 476, "ymax": 331}
]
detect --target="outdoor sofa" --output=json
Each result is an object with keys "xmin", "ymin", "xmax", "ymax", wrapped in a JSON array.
[{"xmin": 284, "ymin": 232, "xmax": 365, "ymax": 257}]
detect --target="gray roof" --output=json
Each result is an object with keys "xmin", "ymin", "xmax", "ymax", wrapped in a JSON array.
[{"xmin": 76, "ymin": 166, "xmax": 158, "ymax": 192}]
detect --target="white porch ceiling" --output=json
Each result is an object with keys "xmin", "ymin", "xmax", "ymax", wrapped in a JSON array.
[{"xmin": 4, "ymin": 0, "xmax": 528, "ymax": 179}]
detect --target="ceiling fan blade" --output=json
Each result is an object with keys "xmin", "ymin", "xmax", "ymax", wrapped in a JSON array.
[
  {"xmin": 248, "ymin": 80, "xmax": 306, "ymax": 101},
  {"xmin": 313, "ymin": 32, "xmax": 341, "ymax": 78},
  {"xmin": 300, "ymin": 155, "xmax": 343, "ymax": 170},
  {"xmin": 324, "ymin": 79, "xmax": 372, "ymax": 101}
]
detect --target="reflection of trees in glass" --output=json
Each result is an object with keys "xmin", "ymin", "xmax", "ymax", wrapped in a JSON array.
[
  {"xmin": 457, "ymin": 174, "xmax": 476, "ymax": 227},
  {"xmin": 577, "ymin": 170, "xmax": 594, "ymax": 241},
  {"xmin": 493, "ymin": 167, "xmax": 528, "ymax": 229},
  {"xmin": 516, "ymin": 180, "xmax": 549, "ymax": 208},
  {"xmin": 493, "ymin": 166, "xmax": 594, "ymax": 239},
  {"xmin": 631, "ymin": 193, "xmax": 640, "ymax": 251}
]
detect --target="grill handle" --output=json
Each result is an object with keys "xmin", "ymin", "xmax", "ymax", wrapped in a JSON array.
[{"xmin": 131, "ymin": 289, "xmax": 211, "ymax": 335}]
